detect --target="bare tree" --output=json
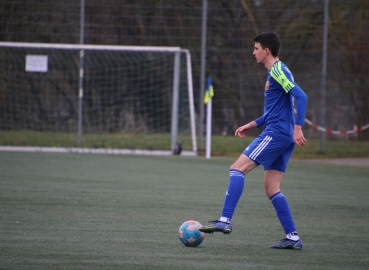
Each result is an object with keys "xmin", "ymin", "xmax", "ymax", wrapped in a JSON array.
[{"xmin": 329, "ymin": 1, "xmax": 369, "ymax": 140}]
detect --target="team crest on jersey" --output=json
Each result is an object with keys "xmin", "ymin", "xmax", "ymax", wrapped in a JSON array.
[{"xmin": 265, "ymin": 81, "xmax": 270, "ymax": 90}]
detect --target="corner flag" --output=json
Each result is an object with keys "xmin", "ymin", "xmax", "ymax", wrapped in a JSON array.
[{"xmin": 203, "ymin": 76, "xmax": 214, "ymax": 104}]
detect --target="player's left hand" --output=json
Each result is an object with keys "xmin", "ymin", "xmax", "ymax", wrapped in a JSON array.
[{"xmin": 294, "ymin": 125, "xmax": 307, "ymax": 147}]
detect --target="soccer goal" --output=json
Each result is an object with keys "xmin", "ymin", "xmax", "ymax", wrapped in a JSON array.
[{"xmin": 0, "ymin": 42, "xmax": 197, "ymax": 156}]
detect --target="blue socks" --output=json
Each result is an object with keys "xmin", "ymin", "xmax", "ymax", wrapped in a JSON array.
[
  {"xmin": 220, "ymin": 171, "xmax": 298, "ymax": 238},
  {"xmin": 221, "ymin": 169, "xmax": 245, "ymax": 220},
  {"xmin": 269, "ymin": 191, "xmax": 297, "ymax": 235}
]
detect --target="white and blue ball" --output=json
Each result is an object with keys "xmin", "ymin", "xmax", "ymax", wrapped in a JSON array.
[{"xmin": 178, "ymin": 220, "xmax": 205, "ymax": 247}]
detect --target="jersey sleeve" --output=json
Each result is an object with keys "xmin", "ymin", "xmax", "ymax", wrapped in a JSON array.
[
  {"xmin": 254, "ymin": 115, "xmax": 264, "ymax": 127},
  {"xmin": 290, "ymin": 84, "xmax": 308, "ymax": 126},
  {"xmin": 270, "ymin": 61, "xmax": 295, "ymax": 93},
  {"xmin": 270, "ymin": 61, "xmax": 308, "ymax": 126}
]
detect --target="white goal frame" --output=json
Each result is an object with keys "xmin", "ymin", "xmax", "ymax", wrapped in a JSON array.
[{"xmin": 0, "ymin": 42, "xmax": 197, "ymax": 156}]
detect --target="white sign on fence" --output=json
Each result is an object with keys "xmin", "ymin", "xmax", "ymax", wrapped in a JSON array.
[{"xmin": 25, "ymin": 55, "xmax": 48, "ymax": 72}]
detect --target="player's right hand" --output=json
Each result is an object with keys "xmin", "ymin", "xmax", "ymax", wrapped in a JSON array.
[{"xmin": 235, "ymin": 123, "xmax": 253, "ymax": 138}]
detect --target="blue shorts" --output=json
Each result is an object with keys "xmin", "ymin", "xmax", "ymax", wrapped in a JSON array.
[{"xmin": 242, "ymin": 131, "xmax": 295, "ymax": 172}]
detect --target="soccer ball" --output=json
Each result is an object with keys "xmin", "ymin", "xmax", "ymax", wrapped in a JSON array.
[{"xmin": 178, "ymin": 220, "xmax": 205, "ymax": 247}]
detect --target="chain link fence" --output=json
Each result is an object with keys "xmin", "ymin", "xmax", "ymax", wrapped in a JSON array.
[{"xmin": 1, "ymin": 0, "xmax": 368, "ymax": 149}]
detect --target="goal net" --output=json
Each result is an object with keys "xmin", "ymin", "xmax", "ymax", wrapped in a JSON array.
[{"xmin": 0, "ymin": 42, "xmax": 197, "ymax": 156}]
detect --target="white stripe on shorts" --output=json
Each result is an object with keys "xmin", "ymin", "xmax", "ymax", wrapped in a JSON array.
[{"xmin": 249, "ymin": 135, "xmax": 272, "ymax": 160}]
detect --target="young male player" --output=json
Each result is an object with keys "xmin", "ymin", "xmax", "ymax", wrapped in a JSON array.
[{"xmin": 199, "ymin": 32, "xmax": 308, "ymax": 250}]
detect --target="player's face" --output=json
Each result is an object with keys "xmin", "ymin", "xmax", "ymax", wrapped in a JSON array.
[{"xmin": 253, "ymin": 42, "xmax": 267, "ymax": 65}]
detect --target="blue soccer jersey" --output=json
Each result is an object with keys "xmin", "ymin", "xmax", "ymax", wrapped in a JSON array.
[{"xmin": 254, "ymin": 61, "xmax": 307, "ymax": 138}]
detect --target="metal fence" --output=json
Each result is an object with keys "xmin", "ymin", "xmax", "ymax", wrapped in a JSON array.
[{"xmin": 1, "ymin": 0, "xmax": 368, "ymax": 150}]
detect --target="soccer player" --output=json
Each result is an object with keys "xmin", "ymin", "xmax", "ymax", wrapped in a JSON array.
[{"xmin": 199, "ymin": 32, "xmax": 308, "ymax": 250}]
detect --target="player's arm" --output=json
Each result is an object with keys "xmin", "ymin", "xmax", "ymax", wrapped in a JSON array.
[
  {"xmin": 270, "ymin": 62, "xmax": 308, "ymax": 147},
  {"xmin": 290, "ymin": 84, "xmax": 308, "ymax": 126},
  {"xmin": 290, "ymin": 84, "xmax": 308, "ymax": 147},
  {"xmin": 270, "ymin": 62, "xmax": 308, "ymax": 124}
]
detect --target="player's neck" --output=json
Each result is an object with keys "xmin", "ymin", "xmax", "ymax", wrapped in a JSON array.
[{"xmin": 265, "ymin": 57, "xmax": 279, "ymax": 71}]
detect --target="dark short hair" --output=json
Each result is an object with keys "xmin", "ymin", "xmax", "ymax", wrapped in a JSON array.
[{"xmin": 254, "ymin": 32, "xmax": 281, "ymax": 57}]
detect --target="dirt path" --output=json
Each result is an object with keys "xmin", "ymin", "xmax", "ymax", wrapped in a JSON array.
[{"xmin": 299, "ymin": 158, "xmax": 369, "ymax": 167}]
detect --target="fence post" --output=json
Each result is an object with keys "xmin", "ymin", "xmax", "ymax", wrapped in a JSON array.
[
  {"xmin": 320, "ymin": 0, "xmax": 329, "ymax": 153},
  {"xmin": 78, "ymin": 0, "xmax": 85, "ymax": 147}
]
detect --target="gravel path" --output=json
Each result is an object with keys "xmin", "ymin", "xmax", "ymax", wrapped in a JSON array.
[{"xmin": 299, "ymin": 158, "xmax": 369, "ymax": 167}]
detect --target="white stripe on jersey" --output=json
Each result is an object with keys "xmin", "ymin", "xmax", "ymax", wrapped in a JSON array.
[{"xmin": 249, "ymin": 135, "xmax": 272, "ymax": 160}]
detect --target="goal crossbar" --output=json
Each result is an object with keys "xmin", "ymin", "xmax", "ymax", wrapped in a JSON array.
[{"xmin": 0, "ymin": 42, "xmax": 182, "ymax": 52}]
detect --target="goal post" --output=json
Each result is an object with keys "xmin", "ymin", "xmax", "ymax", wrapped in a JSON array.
[{"xmin": 0, "ymin": 42, "xmax": 197, "ymax": 156}]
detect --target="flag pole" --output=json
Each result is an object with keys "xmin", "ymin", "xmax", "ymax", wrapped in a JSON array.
[
  {"xmin": 204, "ymin": 76, "xmax": 214, "ymax": 159},
  {"xmin": 205, "ymin": 96, "xmax": 212, "ymax": 159}
]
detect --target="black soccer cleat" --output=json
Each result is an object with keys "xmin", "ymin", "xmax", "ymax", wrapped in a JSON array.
[
  {"xmin": 199, "ymin": 220, "xmax": 232, "ymax": 235},
  {"xmin": 270, "ymin": 238, "xmax": 303, "ymax": 250}
]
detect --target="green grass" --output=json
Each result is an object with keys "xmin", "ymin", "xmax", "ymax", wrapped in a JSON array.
[
  {"xmin": 1, "ymin": 152, "xmax": 368, "ymax": 269},
  {"xmin": 1, "ymin": 130, "xmax": 369, "ymax": 158}
]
